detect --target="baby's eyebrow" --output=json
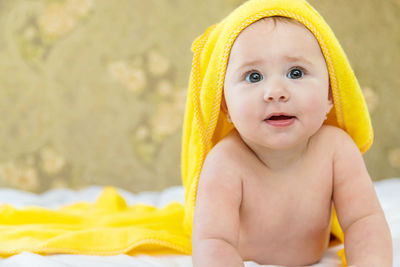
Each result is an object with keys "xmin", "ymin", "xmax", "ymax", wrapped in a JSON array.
[
  {"xmin": 235, "ymin": 55, "xmax": 313, "ymax": 73},
  {"xmin": 235, "ymin": 58, "xmax": 265, "ymax": 73},
  {"xmin": 283, "ymin": 55, "xmax": 314, "ymax": 66}
]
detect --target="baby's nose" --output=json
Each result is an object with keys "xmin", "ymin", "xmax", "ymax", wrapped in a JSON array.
[
  {"xmin": 264, "ymin": 94, "xmax": 289, "ymax": 102},
  {"xmin": 263, "ymin": 82, "xmax": 290, "ymax": 102}
]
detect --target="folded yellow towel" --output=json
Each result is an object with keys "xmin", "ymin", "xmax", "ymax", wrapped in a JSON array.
[{"xmin": 0, "ymin": 0, "xmax": 372, "ymax": 265}]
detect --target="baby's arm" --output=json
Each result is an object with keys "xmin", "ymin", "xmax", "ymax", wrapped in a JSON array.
[
  {"xmin": 192, "ymin": 148, "xmax": 244, "ymax": 267},
  {"xmin": 332, "ymin": 128, "xmax": 392, "ymax": 266}
]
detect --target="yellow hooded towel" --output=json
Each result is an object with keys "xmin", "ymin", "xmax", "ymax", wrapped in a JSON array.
[{"xmin": 0, "ymin": 0, "xmax": 373, "ymax": 265}]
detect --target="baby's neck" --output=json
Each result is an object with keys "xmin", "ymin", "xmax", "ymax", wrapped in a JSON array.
[{"xmin": 241, "ymin": 135, "xmax": 310, "ymax": 172}]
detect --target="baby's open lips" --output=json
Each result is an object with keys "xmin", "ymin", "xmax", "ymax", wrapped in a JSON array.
[{"xmin": 264, "ymin": 113, "xmax": 297, "ymax": 121}]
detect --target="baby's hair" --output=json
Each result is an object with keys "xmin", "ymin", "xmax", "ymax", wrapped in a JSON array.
[{"xmin": 260, "ymin": 16, "xmax": 304, "ymax": 26}]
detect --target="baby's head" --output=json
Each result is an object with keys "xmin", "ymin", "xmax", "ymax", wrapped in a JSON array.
[{"xmin": 222, "ymin": 16, "xmax": 334, "ymax": 149}]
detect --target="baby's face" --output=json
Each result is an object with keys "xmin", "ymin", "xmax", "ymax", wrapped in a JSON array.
[{"xmin": 223, "ymin": 18, "xmax": 332, "ymax": 150}]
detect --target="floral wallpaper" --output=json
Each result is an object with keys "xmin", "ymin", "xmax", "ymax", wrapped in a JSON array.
[{"xmin": 0, "ymin": 0, "xmax": 399, "ymax": 193}]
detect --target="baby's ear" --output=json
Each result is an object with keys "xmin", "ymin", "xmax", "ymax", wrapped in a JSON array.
[
  {"xmin": 221, "ymin": 95, "xmax": 228, "ymax": 114},
  {"xmin": 327, "ymin": 98, "xmax": 334, "ymax": 114},
  {"xmin": 221, "ymin": 95, "xmax": 232, "ymax": 123},
  {"xmin": 327, "ymin": 86, "xmax": 334, "ymax": 112}
]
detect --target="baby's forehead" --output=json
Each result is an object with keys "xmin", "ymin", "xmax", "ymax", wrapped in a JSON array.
[
  {"xmin": 229, "ymin": 17, "xmax": 323, "ymax": 60},
  {"xmin": 237, "ymin": 17, "xmax": 314, "ymax": 42},
  {"xmin": 225, "ymin": 16, "xmax": 329, "ymax": 77}
]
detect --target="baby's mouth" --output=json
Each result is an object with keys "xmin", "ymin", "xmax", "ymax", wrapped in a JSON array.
[
  {"xmin": 267, "ymin": 115, "xmax": 296, "ymax": 120},
  {"xmin": 264, "ymin": 113, "xmax": 297, "ymax": 127},
  {"xmin": 265, "ymin": 113, "xmax": 296, "ymax": 121}
]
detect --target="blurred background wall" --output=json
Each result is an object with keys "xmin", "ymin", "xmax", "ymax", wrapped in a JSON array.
[{"xmin": 0, "ymin": 0, "xmax": 399, "ymax": 193}]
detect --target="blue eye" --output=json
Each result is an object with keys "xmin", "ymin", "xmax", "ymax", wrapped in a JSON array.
[
  {"xmin": 245, "ymin": 71, "xmax": 263, "ymax": 83},
  {"xmin": 287, "ymin": 68, "xmax": 304, "ymax": 79}
]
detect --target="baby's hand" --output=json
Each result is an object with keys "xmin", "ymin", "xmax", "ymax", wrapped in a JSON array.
[{"xmin": 192, "ymin": 238, "xmax": 244, "ymax": 267}]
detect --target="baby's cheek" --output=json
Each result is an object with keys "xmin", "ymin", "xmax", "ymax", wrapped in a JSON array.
[
  {"xmin": 303, "ymin": 95, "xmax": 327, "ymax": 120},
  {"xmin": 232, "ymin": 96, "xmax": 250, "ymax": 115},
  {"xmin": 243, "ymin": 102, "xmax": 260, "ymax": 123},
  {"xmin": 231, "ymin": 101, "xmax": 256, "ymax": 129}
]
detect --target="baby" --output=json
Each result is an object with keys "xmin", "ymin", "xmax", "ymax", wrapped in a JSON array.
[{"xmin": 191, "ymin": 16, "xmax": 392, "ymax": 266}]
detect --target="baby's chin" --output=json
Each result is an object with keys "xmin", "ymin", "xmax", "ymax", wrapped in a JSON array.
[
  {"xmin": 240, "ymin": 132, "xmax": 311, "ymax": 151},
  {"xmin": 261, "ymin": 139, "xmax": 310, "ymax": 151}
]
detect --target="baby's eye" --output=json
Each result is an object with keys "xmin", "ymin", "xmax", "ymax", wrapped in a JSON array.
[
  {"xmin": 245, "ymin": 71, "xmax": 263, "ymax": 83},
  {"xmin": 287, "ymin": 68, "xmax": 304, "ymax": 79}
]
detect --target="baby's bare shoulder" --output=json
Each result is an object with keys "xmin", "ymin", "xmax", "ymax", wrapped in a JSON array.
[
  {"xmin": 315, "ymin": 124, "xmax": 345, "ymax": 137},
  {"xmin": 312, "ymin": 125, "xmax": 352, "ymax": 146},
  {"xmin": 205, "ymin": 130, "xmax": 246, "ymax": 166},
  {"xmin": 305, "ymin": 125, "xmax": 354, "ymax": 160},
  {"xmin": 200, "ymin": 130, "xmax": 244, "ymax": 189},
  {"xmin": 309, "ymin": 126, "xmax": 362, "ymax": 170}
]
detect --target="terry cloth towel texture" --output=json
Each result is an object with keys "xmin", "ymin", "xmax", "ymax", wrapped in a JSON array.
[{"xmin": 0, "ymin": 0, "xmax": 372, "ymax": 265}]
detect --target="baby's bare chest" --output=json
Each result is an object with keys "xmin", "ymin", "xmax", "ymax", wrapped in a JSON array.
[{"xmin": 237, "ymin": 160, "xmax": 333, "ymax": 264}]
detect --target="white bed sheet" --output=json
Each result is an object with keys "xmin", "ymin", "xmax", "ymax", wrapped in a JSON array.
[{"xmin": 0, "ymin": 178, "xmax": 399, "ymax": 267}]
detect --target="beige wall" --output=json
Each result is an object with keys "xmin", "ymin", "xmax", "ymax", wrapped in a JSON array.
[{"xmin": 0, "ymin": 0, "xmax": 399, "ymax": 193}]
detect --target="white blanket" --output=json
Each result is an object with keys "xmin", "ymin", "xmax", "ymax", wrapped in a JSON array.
[{"xmin": 0, "ymin": 179, "xmax": 399, "ymax": 267}]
